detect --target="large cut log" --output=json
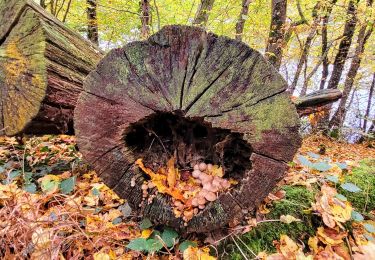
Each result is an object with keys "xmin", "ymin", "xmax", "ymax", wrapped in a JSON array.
[
  {"xmin": 0, "ymin": 0, "xmax": 103, "ymax": 136},
  {"xmin": 75, "ymin": 25, "xmax": 302, "ymax": 233}
]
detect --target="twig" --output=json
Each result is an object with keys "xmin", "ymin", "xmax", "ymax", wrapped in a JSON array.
[
  {"xmin": 144, "ymin": 127, "xmax": 170, "ymax": 156},
  {"xmin": 235, "ymin": 234, "xmax": 258, "ymax": 258},
  {"xmin": 345, "ymin": 236, "xmax": 353, "ymax": 260},
  {"xmin": 231, "ymin": 235, "xmax": 250, "ymax": 260}
]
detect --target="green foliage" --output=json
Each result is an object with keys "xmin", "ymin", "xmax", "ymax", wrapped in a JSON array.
[
  {"xmin": 179, "ymin": 240, "xmax": 197, "ymax": 252},
  {"xmin": 339, "ymin": 159, "xmax": 375, "ymax": 212},
  {"xmin": 139, "ymin": 218, "xmax": 153, "ymax": 230},
  {"xmin": 60, "ymin": 176, "xmax": 76, "ymax": 194}
]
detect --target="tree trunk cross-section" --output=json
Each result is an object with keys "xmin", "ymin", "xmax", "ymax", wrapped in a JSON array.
[
  {"xmin": 75, "ymin": 25, "xmax": 302, "ymax": 233},
  {"xmin": 0, "ymin": 0, "xmax": 102, "ymax": 136}
]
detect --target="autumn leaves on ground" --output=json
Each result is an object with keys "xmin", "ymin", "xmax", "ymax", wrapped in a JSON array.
[{"xmin": 0, "ymin": 135, "xmax": 374, "ymax": 259}]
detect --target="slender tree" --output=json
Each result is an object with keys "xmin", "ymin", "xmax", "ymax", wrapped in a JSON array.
[
  {"xmin": 235, "ymin": 0, "xmax": 251, "ymax": 41},
  {"xmin": 320, "ymin": 0, "xmax": 338, "ymax": 89},
  {"xmin": 193, "ymin": 0, "xmax": 215, "ymax": 27},
  {"xmin": 329, "ymin": 0, "xmax": 373, "ymax": 128},
  {"xmin": 327, "ymin": 0, "xmax": 359, "ymax": 90},
  {"xmin": 289, "ymin": 2, "xmax": 320, "ymax": 94},
  {"xmin": 363, "ymin": 73, "xmax": 375, "ymax": 131},
  {"xmin": 140, "ymin": 0, "xmax": 151, "ymax": 39},
  {"xmin": 87, "ymin": 0, "xmax": 99, "ymax": 45},
  {"xmin": 265, "ymin": 0, "xmax": 287, "ymax": 70}
]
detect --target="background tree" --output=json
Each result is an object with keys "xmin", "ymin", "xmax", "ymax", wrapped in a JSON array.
[
  {"xmin": 193, "ymin": 0, "xmax": 215, "ymax": 27},
  {"xmin": 235, "ymin": 0, "xmax": 252, "ymax": 41},
  {"xmin": 140, "ymin": 0, "xmax": 151, "ymax": 39},
  {"xmin": 265, "ymin": 0, "xmax": 287, "ymax": 70},
  {"xmin": 87, "ymin": 0, "xmax": 99, "ymax": 45}
]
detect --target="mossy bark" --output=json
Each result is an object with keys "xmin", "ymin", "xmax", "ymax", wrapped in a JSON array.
[
  {"xmin": 75, "ymin": 25, "xmax": 302, "ymax": 233},
  {"xmin": 0, "ymin": 0, "xmax": 103, "ymax": 136}
]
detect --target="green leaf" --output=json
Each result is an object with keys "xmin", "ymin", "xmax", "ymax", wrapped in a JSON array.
[
  {"xmin": 336, "ymin": 162, "xmax": 348, "ymax": 170},
  {"xmin": 364, "ymin": 234, "xmax": 374, "ymax": 241},
  {"xmin": 161, "ymin": 227, "xmax": 178, "ymax": 248},
  {"xmin": 23, "ymin": 172, "xmax": 33, "ymax": 184},
  {"xmin": 145, "ymin": 238, "xmax": 163, "ymax": 253},
  {"xmin": 8, "ymin": 170, "xmax": 21, "ymax": 182},
  {"xmin": 92, "ymin": 188, "xmax": 100, "ymax": 196},
  {"xmin": 297, "ymin": 155, "xmax": 312, "ymax": 167},
  {"xmin": 351, "ymin": 210, "xmax": 364, "ymax": 222},
  {"xmin": 341, "ymin": 182, "xmax": 362, "ymax": 193},
  {"xmin": 24, "ymin": 183, "xmax": 37, "ymax": 193},
  {"xmin": 126, "ymin": 238, "xmax": 148, "ymax": 252},
  {"xmin": 335, "ymin": 194, "xmax": 347, "ymax": 201},
  {"xmin": 307, "ymin": 152, "xmax": 320, "ymax": 159},
  {"xmin": 40, "ymin": 146, "xmax": 50, "ymax": 153},
  {"xmin": 326, "ymin": 175, "xmax": 339, "ymax": 184},
  {"xmin": 179, "ymin": 240, "xmax": 197, "ymax": 252},
  {"xmin": 364, "ymin": 223, "xmax": 375, "ymax": 233},
  {"xmin": 112, "ymin": 217, "xmax": 122, "ymax": 225},
  {"xmin": 140, "ymin": 218, "xmax": 152, "ymax": 230},
  {"xmin": 60, "ymin": 176, "xmax": 76, "ymax": 194},
  {"xmin": 312, "ymin": 162, "xmax": 332, "ymax": 172}
]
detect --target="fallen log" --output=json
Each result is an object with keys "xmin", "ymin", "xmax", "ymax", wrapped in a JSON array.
[
  {"xmin": 74, "ymin": 25, "xmax": 302, "ymax": 233},
  {"xmin": 294, "ymin": 89, "xmax": 342, "ymax": 116},
  {"xmin": 0, "ymin": 0, "xmax": 103, "ymax": 136}
]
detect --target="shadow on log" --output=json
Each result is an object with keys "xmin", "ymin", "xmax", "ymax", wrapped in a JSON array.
[
  {"xmin": 0, "ymin": 0, "xmax": 103, "ymax": 136},
  {"xmin": 74, "ymin": 25, "xmax": 302, "ymax": 233}
]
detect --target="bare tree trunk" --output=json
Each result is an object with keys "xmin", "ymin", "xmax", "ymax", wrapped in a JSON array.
[
  {"xmin": 289, "ymin": 2, "xmax": 320, "ymax": 94},
  {"xmin": 193, "ymin": 0, "xmax": 215, "ymax": 27},
  {"xmin": 319, "ymin": 0, "xmax": 338, "ymax": 89},
  {"xmin": 265, "ymin": 0, "xmax": 287, "ymax": 70},
  {"xmin": 363, "ymin": 73, "xmax": 375, "ymax": 131},
  {"xmin": 62, "ymin": 0, "xmax": 72, "ymax": 22},
  {"xmin": 327, "ymin": 0, "xmax": 359, "ymax": 90},
  {"xmin": 87, "ymin": 0, "xmax": 99, "ymax": 45},
  {"xmin": 140, "ymin": 0, "xmax": 151, "ymax": 39},
  {"xmin": 235, "ymin": 0, "xmax": 251, "ymax": 41},
  {"xmin": 329, "ymin": 0, "xmax": 373, "ymax": 128},
  {"xmin": 40, "ymin": 0, "xmax": 47, "ymax": 9}
]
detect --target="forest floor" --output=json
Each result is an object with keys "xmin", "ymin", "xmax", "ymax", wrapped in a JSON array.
[{"xmin": 0, "ymin": 134, "xmax": 374, "ymax": 259}]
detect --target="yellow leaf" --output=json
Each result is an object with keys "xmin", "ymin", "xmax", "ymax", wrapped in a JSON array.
[
  {"xmin": 167, "ymin": 157, "xmax": 178, "ymax": 188},
  {"xmin": 183, "ymin": 246, "xmax": 216, "ymax": 260},
  {"xmin": 279, "ymin": 235, "xmax": 300, "ymax": 259},
  {"xmin": 210, "ymin": 165, "xmax": 223, "ymax": 177},
  {"xmin": 308, "ymin": 236, "xmax": 320, "ymax": 254},
  {"xmin": 93, "ymin": 252, "xmax": 111, "ymax": 260},
  {"xmin": 317, "ymin": 227, "xmax": 347, "ymax": 246},
  {"xmin": 141, "ymin": 229, "xmax": 153, "ymax": 238},
  {"xmin": 280, "ymin": 215, "xmax": 301, "ymax": 224},
  {"xmin": 31, "ymin": 228, "xmax": 52, "ymax": 248}
]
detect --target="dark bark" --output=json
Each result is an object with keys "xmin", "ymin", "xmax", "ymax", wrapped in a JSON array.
[
  {"xmin": 0, "ymin": 0, "xmax": 103, "ymax": 136},
  {"xmin": 193, "ymin": 0, "xmax": 215, "ymax": 27},
  {"xmin": 363, "ymin": 73, "xmax": 375, "ymax": 131},
  {"xmin": 75, "ymin": 25, "xmax": 301, "ymax": 233},
  {"xmin": 235, "ymin": 0, "xmax": 251, "ymax": 41},
  {"xmin": 327, "ymin": 0, "xmax": 359, "ymax": 90},
  {"xmin": 87, "ymin": 0, "xmax": 98, "ymax": 45},
  {"xmin": 319, "ymin": 0, "xmax": 338, "ymax": 89},
  {"xmin": 329, "ymin": 0, "xmax": 373, "ymax": 128},
  {"xmin": 265, "ymin": 0, "xmax": 287, "ymax": 70},
  {"xmin": 140, "ymin": 0, "xmax": 151, "ymax": 39}
]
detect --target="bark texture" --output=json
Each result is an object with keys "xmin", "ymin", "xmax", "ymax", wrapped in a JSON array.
[
  {"xmin": 193, "ymin": 0, "xmax": 215, "ymax": 27},
  {"xmin": 329, "ymin": 0, "xmax": 373, "ymax": 128},
  {"xmin": 327, "ymin": 0, "xmax": 359, "ymax": 90},
  {"xmin": 75, "ymin": 25, "xmax": 302, "ymax": 233},
  {"xmin": 363, "ymin": 74, "xmax": 375, "ymax": 131},
  {"xmin": 0, "ymin": 0, "xmax": 103, "ymax": 136},
  {"xmin": 87, "ymin": 0, "xmax": 99, "ymax": 45},
  {"xmin": 140, "ymin": 0, "xmax": 151, "ymax": 39},
  {"xmin": 235, "ymin": 0, "xmax": 251, "ymax": 41},
  {"xmin": 265, "ymin": 0, "xmax": 287, "ymax": 70}
]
